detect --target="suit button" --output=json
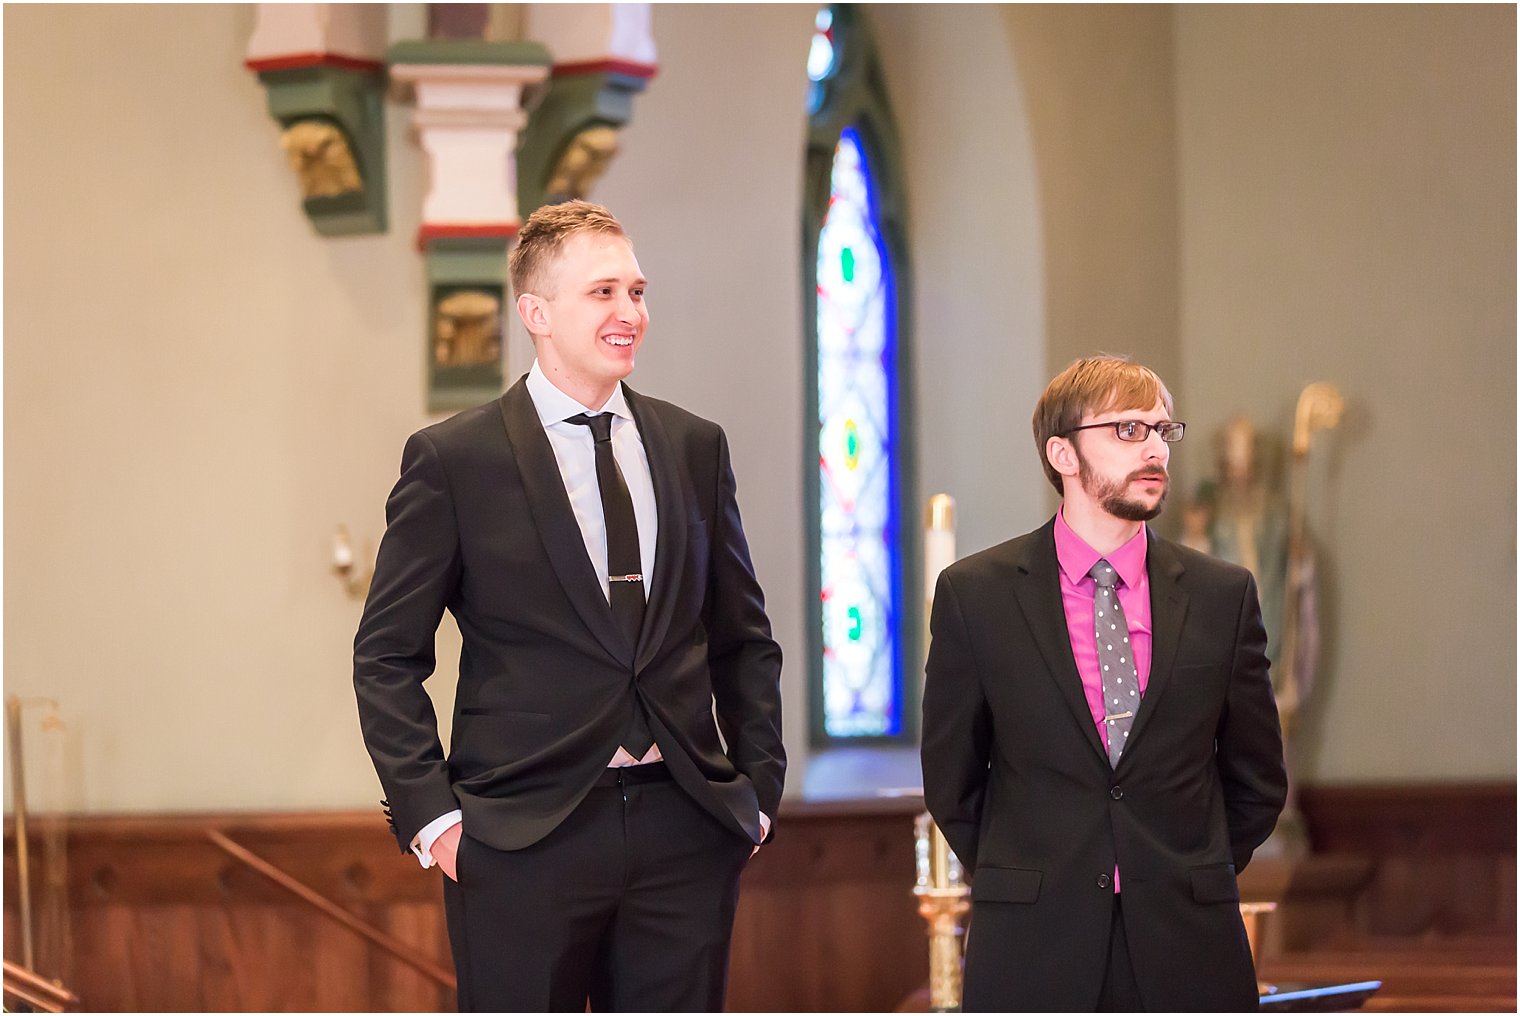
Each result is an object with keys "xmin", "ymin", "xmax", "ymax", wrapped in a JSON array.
[
  {"xmin": 1097, "ymin": 873, "xmax": 1112, "ymax": 889},
  {"xmin": 1110, "ymin": 786, "xmax": 1123, "ymax": 800}
]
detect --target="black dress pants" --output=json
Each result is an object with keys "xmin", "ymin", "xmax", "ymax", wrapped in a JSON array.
[
  {"xmin": 1097, "ymin": 893, "xmax": 1143, "ymax": 1012},
  {"xmin": 441, "ymin": 765, "xmax": 754, "ymax": 1012}
]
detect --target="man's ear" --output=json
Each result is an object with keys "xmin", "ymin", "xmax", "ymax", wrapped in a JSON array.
[
  {"xmin": 516, "ymin": 292, "xmax": 551, "ymax": 338},
  {"xmin": 1046, "ymin": 435, "xmax": 1079, "ymax": 481}
]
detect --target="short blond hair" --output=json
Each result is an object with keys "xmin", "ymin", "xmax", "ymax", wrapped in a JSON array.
[
  {"xmin": 1032, "ymin": 355, "xmax": 1176, "ymax": 493},
  {"xmin": 508, "ymin": 200, "xmax": 629, "ymax": 299}
]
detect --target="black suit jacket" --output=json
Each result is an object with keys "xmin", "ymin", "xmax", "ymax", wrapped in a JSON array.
[
  {"xmin": 921, "ymin": 517, "xmax": 1286, "ymax": 1011},
  {"xmin": 354, "ymin": 377, "xmax": 785, "ymax": 854}
]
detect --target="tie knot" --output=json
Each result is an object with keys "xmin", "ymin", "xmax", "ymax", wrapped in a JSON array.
[
  {"xmin": 566, "ymin": 412, "xmax": 614, "ymax": 443},
  {"xmin": 1089, "ymin": 559, "xmax": 1119, "ymax": 589}
]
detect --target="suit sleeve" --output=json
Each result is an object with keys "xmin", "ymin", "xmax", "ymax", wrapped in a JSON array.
[
  {"xmin": 704, "ymin": 428, "xmax": 786, "ymax": 825},
  {"xmin": 1218, "ymin": 570, "xmax": 1288, "ymax": 873},
  {"xmin": 353, "ymin": 430, "xmax": 463, "ymax": 852},
  {"xmin": 920, "ymin": 570, "xmax": 992, "ymax": 873}
]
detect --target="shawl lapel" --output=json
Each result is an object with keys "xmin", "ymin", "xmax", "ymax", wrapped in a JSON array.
[
  {"xmin": 623, "ymin": 387, "xmax": 689, "ymax": 672},
  {"xmin": 497, "ymin": 378, "xmax": 629, "ymax": 664}
]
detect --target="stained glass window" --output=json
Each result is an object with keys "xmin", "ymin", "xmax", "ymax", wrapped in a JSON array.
[
  {"xmin": 806, "ymin": 7, "xmax": 836, "ymax": 116},
  {"xmin": 816, "ymin": 125, "xmax": 901, "ymax": 738},
  {"xmin": 807, "ymin": 7, "xmax": 835, "ymax": 83}
]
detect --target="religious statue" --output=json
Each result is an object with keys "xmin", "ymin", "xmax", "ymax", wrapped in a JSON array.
[
  {"xmin": 1187, "ymin": 385, "xmax": 1344, "ymax": 856},
  {"xmin": 1191, "ymin": 416, "xmax": 1290, "ymax": 672}
]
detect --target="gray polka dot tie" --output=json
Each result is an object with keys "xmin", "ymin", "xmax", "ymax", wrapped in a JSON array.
[{"xmin": 1090, "ymin": 559, "xmax": 1138, "ymax": 768}]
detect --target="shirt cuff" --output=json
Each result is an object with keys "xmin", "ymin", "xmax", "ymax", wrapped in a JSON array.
[
  {"xmin": 759, "ymin": 811, "xmax": 772, "ymax": 841},
  {"xmin": 410, "ymin": 810, "xmax": 463, "ymax": 869}
]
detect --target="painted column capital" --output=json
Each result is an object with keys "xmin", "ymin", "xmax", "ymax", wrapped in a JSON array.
[
  {"xmin": 245, "ymin": 3, "xmax": 386, "ymax": 72},
  {"xmin": 524, "ymin": 3, "xmax": 658, "ymax": 79},
  {"xmin": 387, "ymin": 40, "xmax": 552, "ymax": 245},
  {"xmin": 514, "ymin": 4, "xmax": 659, "ymax": 215},
  {"xmin": 245, "ymin": 4, "xmax": 388, "ymax": 234}
]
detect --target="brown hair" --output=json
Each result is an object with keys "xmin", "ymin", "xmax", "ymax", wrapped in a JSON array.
[
  {"xmin": 508, "ymin": 200, "xmax": 629, "ymax": 299},
  {"xmin": 1032, "ymin": 355, "xmax": 1176, "ymax": 493}
]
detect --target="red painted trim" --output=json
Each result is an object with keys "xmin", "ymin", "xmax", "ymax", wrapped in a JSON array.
[
  {"xmin": 245, "ymin": 52, "xmax": 384, "ymax": 74},
  {"xmin": 416, "ymin": 223, "xmax": 521, "ymax": 251},
  {"xmin": 552, "ymin": 59, "xmax": 658, "ymax": 81}
]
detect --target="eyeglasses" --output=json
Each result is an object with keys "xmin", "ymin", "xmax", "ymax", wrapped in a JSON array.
[{"xmin": 1063, "ymin": 420, "xmax": 1186, "ymax": 443}]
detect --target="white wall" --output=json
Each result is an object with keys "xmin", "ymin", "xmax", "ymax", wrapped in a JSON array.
[
  {"xmin": 5, "ymin": 4, "xmax": 431, "ymax": 812},
  {"xmin": 1173, "ymin": 4, "xmax": 1516, "ymax": 781},
  {"xmin": 4, "ymin": 4, "xmax": 1511, "ymax": 815},
  {"xmin": 2, "ymin": 4, "xmax": 819, "ymax": 812},
  {"xmin": 871, "ymin": 4, "xmax": 1049, "ymax": 561}
]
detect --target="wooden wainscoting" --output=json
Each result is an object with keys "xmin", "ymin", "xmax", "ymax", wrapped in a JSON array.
[
  {"xmin": 3, "ymin": 784, "xmax": 1512, "ymax": 1012},
  {"xmin": 1299, "ymin": 782, "xmax": 1516, "ymax": 940},
  {"xmin": 1251, "ymin": 782, "xmax": 1517, "ymax": 1013},
  {"xmin": 2, "ymin": 798, "xmax": 928, "ymax": 1012},
  {"xmin": 2, "ymin": 812, "xmax": 455, "ymax": 1012}
]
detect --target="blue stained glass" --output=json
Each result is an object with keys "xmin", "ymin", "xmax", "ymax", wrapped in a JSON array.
[{"xmin": 816, "ymin": 126, "xmax": 900, "ymax": 738}]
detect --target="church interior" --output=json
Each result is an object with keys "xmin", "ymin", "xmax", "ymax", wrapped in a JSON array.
[{"xmin": 3, "ymin": 3, "xmax": 1515, "ymax": 1011}]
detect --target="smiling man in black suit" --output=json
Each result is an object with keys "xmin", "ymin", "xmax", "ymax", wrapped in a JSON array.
[
  {"xmin": 921, "ymin": 355, "xmax": 1286, "ymax": 1012},
  {"xmin": 354, "ymin": 200, "xmax": 784, "ymax": 1012}
]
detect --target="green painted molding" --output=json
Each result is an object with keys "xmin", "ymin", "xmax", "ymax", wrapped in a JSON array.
[
  {"xmin": 386, "ymin": 38, "xmax": 551, "ymax": 67},
  {"xmin": 254, "ymin": 64, "xmax": 387, "ymax": 236},
  {"xmin": 426, "ymin": 237, "xmax": 511, "ymax": 413}
]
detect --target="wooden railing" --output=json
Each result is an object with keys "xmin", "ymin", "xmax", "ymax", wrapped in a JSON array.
[
  {"xmin": 207, "ymin": 829, "xmax": 456, "ymax": 990},
  {"xmin": 3, "ymin": 959, "xmax": 78, "ymax": 1012}
]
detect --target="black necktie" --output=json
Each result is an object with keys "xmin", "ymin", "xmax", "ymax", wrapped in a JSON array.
[{"xmin": 565, "ymin": 412, "xmax": 652, "ymax": 756}]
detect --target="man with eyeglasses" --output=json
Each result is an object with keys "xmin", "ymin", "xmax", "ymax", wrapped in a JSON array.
[{"xmin": 921, "ymin": 355, "xmax": 1286, "ymax": 1012}]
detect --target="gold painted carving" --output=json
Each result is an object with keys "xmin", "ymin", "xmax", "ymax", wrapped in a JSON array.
[
  {"xmin": 434, "ymin": 290, "xmax": 503, "ymax": 366},
  {"xmin": 280, "ymin": 120, "xmax": 363, "ymax": 199},
  {"xmin": 546, "ymin": 125, "xmax": 620, "ymax": 201}
]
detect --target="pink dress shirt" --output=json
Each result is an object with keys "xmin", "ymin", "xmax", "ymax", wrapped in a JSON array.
[{"xmin": 1053, "ymin": 508, "xmax": 1153, "ymax": 891}]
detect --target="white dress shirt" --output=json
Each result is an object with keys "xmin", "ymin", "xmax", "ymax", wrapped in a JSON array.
[
  {"xmin": 412, "ymin": 362, "xmax": 662, "ymax": 867},
  {"xmin": 526, "ymin": 361, "xmax": 660, "ymax": 610}
]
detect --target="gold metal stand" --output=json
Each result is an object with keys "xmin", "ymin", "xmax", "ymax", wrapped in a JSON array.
[
  {"xmin": 916, "ymin": 495, "xmax": 969, "ymax": 1010},
  {"xmin": 914, "ymin": 813, "xmax": 970, "ymax": 1012},
  {"xmin": 6, "ymin": 695, "xmax": 36, "ymax": 970}
]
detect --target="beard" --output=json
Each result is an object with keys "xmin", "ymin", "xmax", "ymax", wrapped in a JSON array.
[{"xmin": 1077, "ymin": 453, "xmax": 1169, "ymax": 522}]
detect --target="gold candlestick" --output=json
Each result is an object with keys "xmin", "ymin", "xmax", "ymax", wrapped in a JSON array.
[{"xmin": 914, "ymin": 812, "xmax": 970, "ymax": 1011}]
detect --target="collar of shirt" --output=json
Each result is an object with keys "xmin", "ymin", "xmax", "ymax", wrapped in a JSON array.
[
  {"xmin": 1054, "ymin": 506, "xmax": 1149, "ymax": 591},
  {"xmin": 526, "ymin": 359, "xmax": 633, "ymax": 428}
]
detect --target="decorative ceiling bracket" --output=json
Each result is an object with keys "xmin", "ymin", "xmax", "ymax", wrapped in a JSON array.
[
  {"xmin": 388, "ymin": 39, "xmax": 552, "ymax": 412},
  {"xmin": 516, "ymin": 5, "xmax": 658, "ymax": 215},
  {"xmin": 246, "ymin": 4, "xmax": 389, "ymax": 236}
]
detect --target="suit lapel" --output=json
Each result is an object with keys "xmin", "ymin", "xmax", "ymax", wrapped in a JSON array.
[
  {"xmin": 497, "ymin": 378, "xmax": 628, "ymax": 663},
  {"xmin": 1122, "ymin": 528, "xmax": 1188, "ymax": 766},
  {"xmin": 624, "ymin": 387, "xmax": 688, "ymax": 672},
  {"xmin": 1011, "ymin": 520, "xmax": 1109, "ymax": 764}
]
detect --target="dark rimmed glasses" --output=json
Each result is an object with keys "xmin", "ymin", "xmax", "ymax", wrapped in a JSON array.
[{"xmin": 1063, "ymin": 420, "xmax": 1186, "ymax": 443}]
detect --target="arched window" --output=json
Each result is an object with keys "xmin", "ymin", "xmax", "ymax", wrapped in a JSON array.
[{"xmin": 803, "ymin": 5, "xmax": 917, "ymax": 745}]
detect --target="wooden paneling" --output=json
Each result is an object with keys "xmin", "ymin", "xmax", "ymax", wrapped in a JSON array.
[
  {"xmin": 3, "ymin": 800, "xmax": 926, "ymax": 1012},
  {"xmin": 1300, "ymin": 782, "xmax": 1516, "ymax": 939},
  {"xmin": 1258, "ymin": 935, "xmax": 1517, "ymax": 1013},
  {"xmin": 728, "ymin": 799, "xmax": 928, "ymax": 1012},
  {"xmin": 2, "ymin": 784, "xmax": 1510, "ymax": 1012}
]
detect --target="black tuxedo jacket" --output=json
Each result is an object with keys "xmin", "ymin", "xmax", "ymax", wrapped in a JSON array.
[
  {"xmin": 354, "ymin": 377, "xmax": 785, "ymax": 854},
  {"xmin": 921, "ymin": 517, "xmax": 1286, "ymax": 1012}
]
